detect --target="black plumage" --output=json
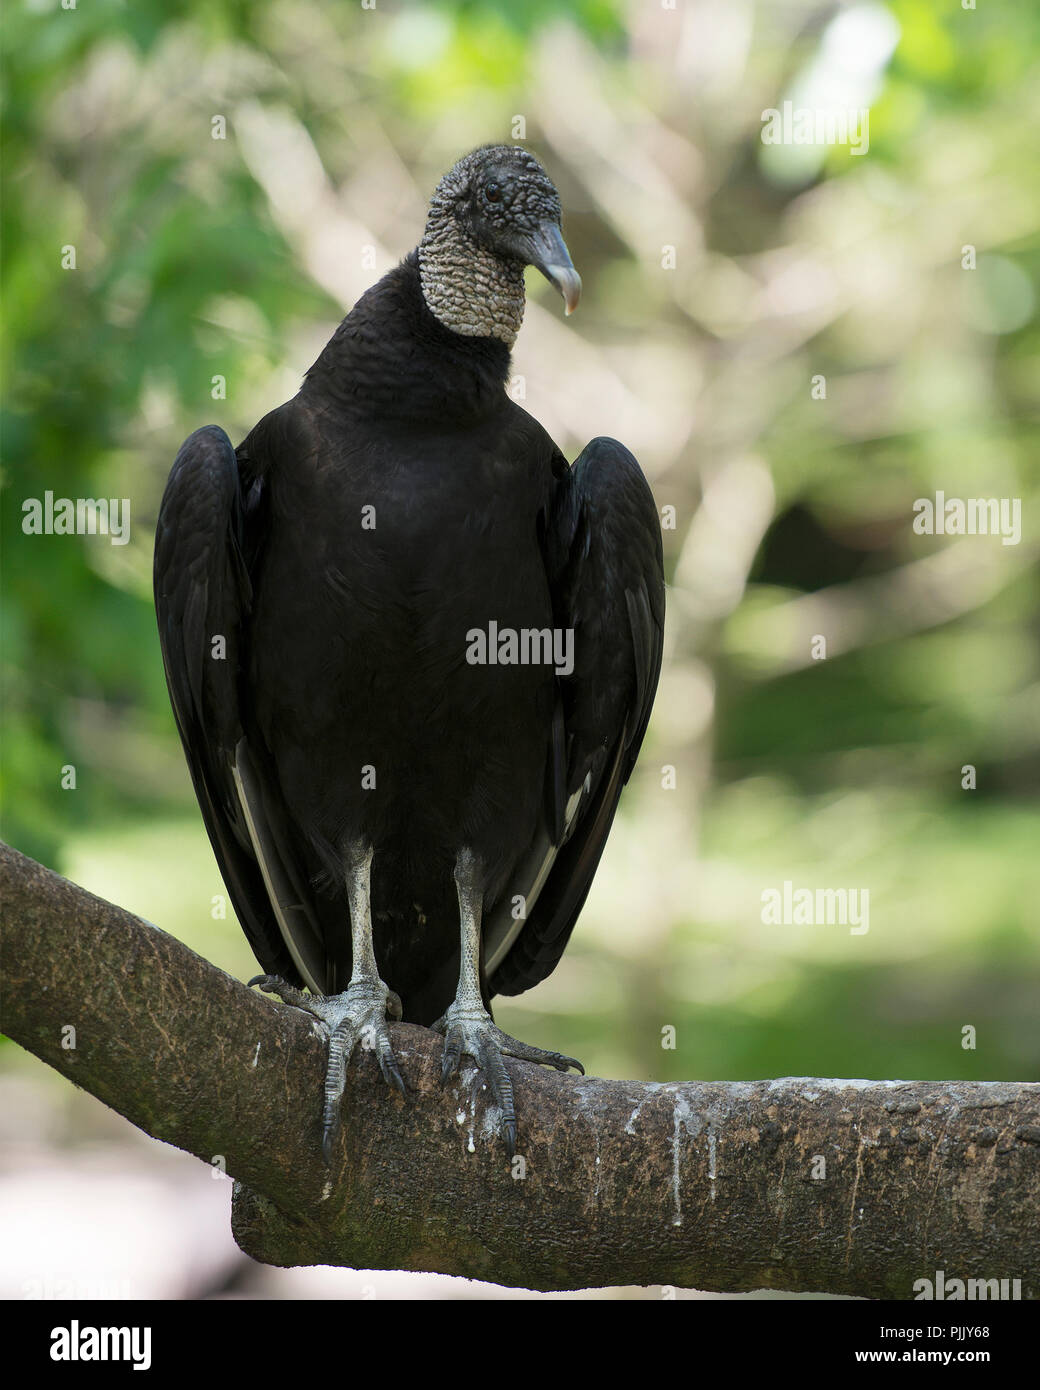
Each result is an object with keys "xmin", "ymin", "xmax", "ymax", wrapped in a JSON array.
[{"xmin": 154, "ymin": 145, "xmax": 664, "ymax": 1159}]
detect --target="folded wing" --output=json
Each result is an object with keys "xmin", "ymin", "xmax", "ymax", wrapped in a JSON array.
[
  {"xmin": 486, "ymin": 436, "xmax": 665, "ymax": 995},
  {"xmin": 153, "ymin": 424, "xmax": 328, "ymax": 991}
]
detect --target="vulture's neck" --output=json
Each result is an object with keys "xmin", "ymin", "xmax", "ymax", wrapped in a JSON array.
[
  {"xmin": 302, "ymin": 252, "xmax": 513, "ymax": 423},
  {"xmin": 417, "ymin": 207, "xmax": 527, "ymax": 346}
]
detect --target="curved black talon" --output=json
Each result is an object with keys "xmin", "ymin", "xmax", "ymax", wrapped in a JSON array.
[
  {"xmin": 250, "ymin": 975, "xmax": 404, "ymax": 1166},
  {"xmin": 432, "ymin": 1006, "xmax": 581, "ymax": 1157},
  {"xmin": 321, "ymin": 1124, "xmax": 338, "ymax": 1167},
  {"xmin": 501, "ymin": 1117, "xmax": 517, "ymax": 1159}
]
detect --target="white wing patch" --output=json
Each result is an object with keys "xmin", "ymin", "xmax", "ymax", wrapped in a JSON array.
[
  {"xmin": 232, "ymin": 738, "xmax": 326, "ymax": 994},
  {"xmin": 483, "ymin": 774, "xmax": 589, "ymax": 977}
]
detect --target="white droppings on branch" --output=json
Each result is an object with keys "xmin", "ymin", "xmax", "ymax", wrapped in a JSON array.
[
  {"xmin": 624, "ymin": 1087, "xmax": 662, "ymax": 1136},
  {"xmin": 669, "ymin": 1092, "xmax": 703, "ymax": 1228}
]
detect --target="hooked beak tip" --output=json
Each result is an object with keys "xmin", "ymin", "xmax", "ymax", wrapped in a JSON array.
[
  {"xmin": 530, "ymin": 222, "xmax": 582, "ymax": 318},
  {"xmin": 545, "ymin": 264, "xmax": 582, "ymax": 316}
]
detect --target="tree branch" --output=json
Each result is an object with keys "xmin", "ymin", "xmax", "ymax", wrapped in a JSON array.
[{"xmin": 2, "ymin": 840, "xmax": 1038, "ymax": 1296}]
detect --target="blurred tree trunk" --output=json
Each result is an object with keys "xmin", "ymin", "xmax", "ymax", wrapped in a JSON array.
[{"xmin": 3, "ymin": 841, "xmax": 1038, "ymax": 1297}]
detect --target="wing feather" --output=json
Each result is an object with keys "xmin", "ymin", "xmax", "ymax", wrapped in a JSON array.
[
  {"xmin": 487, "ymin": 436, "xmax": 664, "ymax": 996},
  {"xmin": 153, "ymin": 424, "xmax": 323, "ymax": 988}
]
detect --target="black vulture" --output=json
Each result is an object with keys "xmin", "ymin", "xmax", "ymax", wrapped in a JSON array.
[{"xmin": 154, "ymin": 145, "xmax": 664, "ymax": 1161}]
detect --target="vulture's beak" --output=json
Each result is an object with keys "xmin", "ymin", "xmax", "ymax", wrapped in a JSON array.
[{"xmin": 530, "ymin": 223, "xmax": 582, "ymax": 316}]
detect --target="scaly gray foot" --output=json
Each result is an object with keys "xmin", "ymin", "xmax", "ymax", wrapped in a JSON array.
[
  {"xmin": 431, "ymin": 1004, "xmax": 584, "ymax": 1156},
  {"xmin": 250, "ymin": 974, "xmax": 404, "ymax": 1163}
]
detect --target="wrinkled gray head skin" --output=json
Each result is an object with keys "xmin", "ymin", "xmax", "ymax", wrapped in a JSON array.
[{"xmin": 418, "ymin": 145, "xmax": 581, "ymax": 345}]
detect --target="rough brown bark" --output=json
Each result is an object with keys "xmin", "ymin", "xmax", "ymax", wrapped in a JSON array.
[{"xmin": 2, "ymin": 840, "xmax": 1038, "ymax": 1296}]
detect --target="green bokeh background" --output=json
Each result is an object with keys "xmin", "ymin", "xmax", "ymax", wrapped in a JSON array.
[{"xmin": 3, "ymin": 0, "xmax": 1038, "ymax": 1107}]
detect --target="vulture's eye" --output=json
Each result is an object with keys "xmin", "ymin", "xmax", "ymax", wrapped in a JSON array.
[{"xmin": 484, "ymin": 182, "xmax": 501, "ymax": 204}]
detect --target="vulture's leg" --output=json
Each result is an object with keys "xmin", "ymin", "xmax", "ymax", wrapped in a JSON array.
[
  {"xmin": 251, "ymin": 840, "xmax": 404, "ymax": 1164},
  {"xmin": 432, "ymin": 847, "xmax": 583, "ymax": 1155}
]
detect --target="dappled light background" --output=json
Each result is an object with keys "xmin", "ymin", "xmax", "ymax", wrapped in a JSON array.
[{"xmin": 3, "ymin": 0, "xmax": 1038, "ymax": 1298}]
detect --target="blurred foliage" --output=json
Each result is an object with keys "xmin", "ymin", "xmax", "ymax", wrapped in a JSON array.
[{"xmin": 3, "ymin": 0, "xmax": 1038, "ymax": 1095}]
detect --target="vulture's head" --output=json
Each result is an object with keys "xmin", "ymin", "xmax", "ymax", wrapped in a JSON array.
[{"xmin": 418, "ymin": 146, "xmax": 581, "ymax": 344}]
